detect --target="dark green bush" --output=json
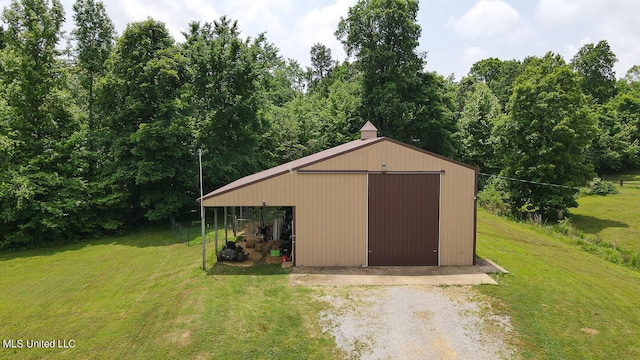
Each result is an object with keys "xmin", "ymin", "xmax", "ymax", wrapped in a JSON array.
[
  {"xmin": 588, "ymin": 177, "xmax": 619, "ymax": 195},
  {"xmin": 478, "ymin": 175, "xmax": 510, "ymax": 216}
]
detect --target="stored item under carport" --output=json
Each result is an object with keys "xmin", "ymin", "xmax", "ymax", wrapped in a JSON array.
[{"xmin": 217, "ymin": 241, "xmax": 247, "ymax": 262}]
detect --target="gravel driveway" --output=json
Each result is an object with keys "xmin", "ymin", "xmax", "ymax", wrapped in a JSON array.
[{"xmin": 317, "ymin": 285, "xmax": 515, "ymax": 360}]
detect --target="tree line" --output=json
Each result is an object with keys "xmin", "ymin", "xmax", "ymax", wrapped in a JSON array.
[{"xmin": 1, "ymin": 0, "xmax": 638, "ymax": 248}]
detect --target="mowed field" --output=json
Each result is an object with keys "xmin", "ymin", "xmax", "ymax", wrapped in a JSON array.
[
  {"xmin": 476, "ymin": 175, "xmax": 640, "ymax": 360},
  {"xmin": 0, "ymin": 231, "xmax": 339, "ymax": 360},
  {"xmin": 571, "ymin": 172, "xmax": 640, "ymax": 253}
]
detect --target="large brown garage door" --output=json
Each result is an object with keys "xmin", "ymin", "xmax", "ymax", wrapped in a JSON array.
[{"xmin": 368, "ymin": 174, "xmax": 440, "ymax": 266}]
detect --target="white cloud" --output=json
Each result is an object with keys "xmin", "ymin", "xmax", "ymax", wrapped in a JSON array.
[
  {"xmin": 119, "ymin": 0, "xmax": 221, "ymax": 40},
  {"xmin": 535, "ymin": 0, "xmax": 640, "ymax": 76},
  {"xmin": 293, "ymin": 0, "xmax": 355, "ymax": 64},
  {"xmin": 458, "ymin": 46, "xmax": 489, "ymax": 76},
  {"xmin": 448, "ymin": 0, "xmax": 530, "ymax": 42},
  {"xmin": 55, "ymin": 0, "xmax": 221, "ymax": 41},
  {"xmin": 222, "ymin": 0, "xmax": 294, "ymax": 38},
  {"xmin": 461, "ymin": 46, "xmax": 488, "ymax": 64},
  {"xmin": 3, "ymin": 0, "xmax": 640, "ymax": 79},
  {"xmin": 535, "ymin": 0, "xmax": 603, "ymax": 25}
]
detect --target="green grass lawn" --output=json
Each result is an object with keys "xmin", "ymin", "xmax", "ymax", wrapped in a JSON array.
[
  {"xmin": 0, "ymin": 231, "xmax": 339, "ymax": 360},
  {"xmin": 3, "ymin": 190, "xmax": 640, "ymax": 360},
  {"xmin": 476, "ymin": 209, "xmax": 640, "ymax": 359},
  {"xmin": 570, "ymin": 172, "xmax": 640, "ymax": 253}
]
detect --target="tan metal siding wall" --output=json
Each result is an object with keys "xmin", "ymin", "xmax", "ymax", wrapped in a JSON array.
[
  {"xmin": 294, "ymin": 174, "xmax": 367, "ymax": 267},
  {"xmin": 202, "ymin": 172, "xmax": 368, "ymax": 267},
  {"xmin": 439, "ymin": 166, "xmax": 476, "ymax": 265},
  {"xmin": 303, "ymin": 141, "xmax": 476, "ymax": 265},
  {"xmin": 201, "ymin": 173, "xmax": 295, "ymax": 207},
  {"xmin": 302, "ymin": 141, "xmax": 445, "ymax": 171}
]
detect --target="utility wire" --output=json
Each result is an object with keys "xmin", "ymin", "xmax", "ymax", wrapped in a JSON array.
[
  {"xmin": 479, "ymin": 172, "xmax": 582, "ymax": 190},
  {"xmin": 479, "ymin": 172, "xmax": 640, "ymax": 195}
]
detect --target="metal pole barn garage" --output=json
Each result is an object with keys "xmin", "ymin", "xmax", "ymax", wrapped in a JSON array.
[{"xmin": 199, "ymin": 122, "xmax": 478, "ymax": 267}]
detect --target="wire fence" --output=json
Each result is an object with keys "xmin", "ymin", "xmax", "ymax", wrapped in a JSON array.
[
  {"xmin": 170, "ymin": 218, "xmax": 233, "ymax": 247},
  {"xmin": 602, "ymin": 175, "xmax": 640, "ymax": 189},
  {"xmin": 169, "ymin": 208, "xmax": 291, "ymax": 249}
]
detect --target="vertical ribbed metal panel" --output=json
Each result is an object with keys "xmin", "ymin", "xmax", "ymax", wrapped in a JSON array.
[{"xmin": 368, "ymin": 174, "xmax": 440, "ymax": 266}]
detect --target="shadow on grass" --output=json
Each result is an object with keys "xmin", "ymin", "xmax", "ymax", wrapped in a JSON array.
[
  {"xmin": 207, "ymin": 263, "xmax": 292, "ymax": 276},
  {"xmin": 571, "ymin": 214, "xmax": 629, "ymax": 234},
  {"xmin": 0, "ymin": 228, "xmax": 183, "ymax": 261}
]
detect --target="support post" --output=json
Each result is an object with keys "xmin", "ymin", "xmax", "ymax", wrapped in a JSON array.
[
  {"xmin": 214, "ymin": 208, "xmax": 218, "ymax": 255},
  {"xmin": 224, "ymin": 206, "xmax": 228, "ymax": 244},
  {"xmin": 199, "ymin": 149, "xmax": 206, "ymax": 271},
  {"xmin": 232, "ymin": 206, "xmax": 237, "ymax": 236}
]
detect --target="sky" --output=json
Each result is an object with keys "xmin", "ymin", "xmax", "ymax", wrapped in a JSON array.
[{"xmin": 2, "ymin": 0, "xmax": 639, "ymax": 80}]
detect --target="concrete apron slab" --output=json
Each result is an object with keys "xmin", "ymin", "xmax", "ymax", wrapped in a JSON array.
[{"xmin": 290, "ymin": 265, "xmax": 498, "ymax": 286}]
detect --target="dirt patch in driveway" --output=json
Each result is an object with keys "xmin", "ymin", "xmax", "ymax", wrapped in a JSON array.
[{"xmin": 316, "ymin": 285, "xmax": 516, "ymax": 360}]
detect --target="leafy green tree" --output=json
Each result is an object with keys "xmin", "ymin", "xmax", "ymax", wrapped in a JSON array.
[
  {"xmin": 587, "ymin": 102, "xmax": 639, "ymax": 173},
  {"xmin": 71, "ymin": 0, "xmax": 114, "ymax": 149},
  {"xmin": 317, "ymin": 62, "xmax": 363, "ymax": 147},
  {"xmin": 0, "ymin": 25, "xmax": 5, "ymax": 50},
  {"xmin": 571, "ymin": 40, "xmax": 618, "ymax": 104},
  {"xmin": 183, "ymin": 17, "xmax": 275, "ymax": 190},
  {"xmin": 263, "ymin": 93, "xmax": 323, "ymax": 163},
  {"xmin": 498, "ymin": 53, "xmax": 597, "ymax": 219},
  {"xmin": 404, "ymin": 71, "xmax": 457, "ymax": 156},
  {"xmin": 456, "ymin": 82, "xmax": 503, "ymax": 173},
  {"xmin": 310, "ymin": 42, "xmax": 334, "ymax": 83},
  {"xmin": 588, "ymin": 67, "xmax": 640, "ymax": 174},
  {"xmin": 0, "ymin": 0, "xmax": 87, "ymax": 246},
  {"xmin": 624, "ymin": 65, "xmax": 640, "ymax": 84},
  {"xmin": 272, "ymin": 59, "xmax": 309, "ymax": 98},
  {"xmin": 612, "ymin": 92, "xmax": 640, "ymax": 154},
  {"xmin": 469, "ymin": 58, "xmax": 522, "ymax": 109},
  {"xmin": 64, "ymin": 0, "xmax": 119, "ymax": 232},
  {"xmin": 451, "ymin": 75, "xmax": 478, "ymax": 121},
  {"xmin": 336, "ymin": 0, "xmax": 422, "ymax": 137},
  {"xmin": 263, "ymin": 62, "xmax": 362, "ymax": 163},
  {"xmin": 336, "ymin": 0, "xmax": 455, "ymax": 155},
  {"xmin": 98, "ymin": 19, "xmax": 195, "ymax": 223}
]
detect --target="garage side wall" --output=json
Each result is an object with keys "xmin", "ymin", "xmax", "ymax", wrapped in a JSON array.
[
  {"xmin": 302, "ymin": 140, "xmax": 476, "ymax": 266},
  {"xmin": 201, "ymin": 173, "xmax": 368, "ymax": 267}
]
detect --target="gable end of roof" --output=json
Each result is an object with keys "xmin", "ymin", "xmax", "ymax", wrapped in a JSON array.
[{"xmin": 200, "ymin": 136, "xmax": 478, "ymax": 202}]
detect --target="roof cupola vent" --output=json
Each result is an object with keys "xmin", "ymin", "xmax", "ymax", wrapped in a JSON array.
[{"xmin": 360, "ymin": 121, "xmax": 378, "ymax": 140}]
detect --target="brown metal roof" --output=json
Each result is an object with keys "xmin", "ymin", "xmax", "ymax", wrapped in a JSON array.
[
  {"xmin": 200, "ymin": 136, "xmax": 479, "ymax": 202},
  {"xmin": 200, "ymin": 137, "xmax": 385, "ymax": 201}
]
